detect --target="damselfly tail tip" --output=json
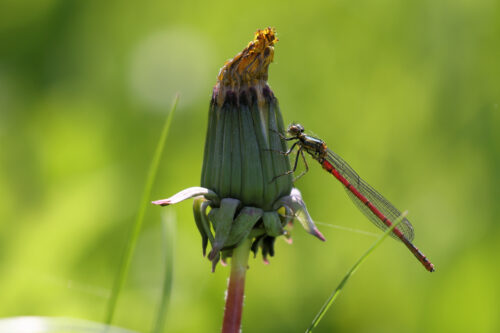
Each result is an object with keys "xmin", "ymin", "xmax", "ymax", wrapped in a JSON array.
[{"xmin": 422, "ymin": 256, "xmax": 435, "ymax": 272}]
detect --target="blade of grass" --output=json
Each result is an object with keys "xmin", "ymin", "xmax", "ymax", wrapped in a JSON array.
[
  {"xmin": 105, "ymin": 95, "xmax": 179, "ymax": 324},
  {"xmin": 305, "ymin": 211, "xmax": 408, "ymax": 333},
  {"xmin": 151, "ymin": 211, "xmax": 176, "ymax": 333}
]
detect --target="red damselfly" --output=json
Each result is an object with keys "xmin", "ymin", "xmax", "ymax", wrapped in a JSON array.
[{"xmin": 278, "ymin": 123, "xmax": 435, "ymax": 272}]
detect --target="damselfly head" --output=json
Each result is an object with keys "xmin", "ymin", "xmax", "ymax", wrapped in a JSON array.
[{"xmin": 287, "ymin": 123, "xmax": 304, "ymax": 137}]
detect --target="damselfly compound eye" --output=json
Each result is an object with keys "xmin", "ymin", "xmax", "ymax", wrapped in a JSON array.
[{"xmin": 287, "ymin": 124, "xmax": 304, "ymax": 136}]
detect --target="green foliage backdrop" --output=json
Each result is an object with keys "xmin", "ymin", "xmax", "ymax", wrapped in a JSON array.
[{"xmin": 1, "ymin": 0, "xmax": 499, "ymax": 332}]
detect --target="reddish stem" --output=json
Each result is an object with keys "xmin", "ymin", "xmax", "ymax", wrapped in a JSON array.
[{"xmin": 221, "ymin": 238, "xmax": 252, "ymax": 333}]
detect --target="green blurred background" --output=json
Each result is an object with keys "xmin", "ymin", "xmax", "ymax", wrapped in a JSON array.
[{"xmin": 1, "ymin": 0, "xmax": 499, "ymax": 332}]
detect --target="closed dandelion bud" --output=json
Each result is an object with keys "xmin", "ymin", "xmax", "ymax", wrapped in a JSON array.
[
  {"xmin": 153, "ymin": 28, "xmax": 324, "ymax": 270},
  {"xmin": 201, "ymin": 27, "xmax": 292, "ymax": 209}
]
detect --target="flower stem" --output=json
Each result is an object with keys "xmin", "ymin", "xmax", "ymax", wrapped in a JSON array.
[{"xmin": 222, "ymin": 238, "xmax": 252, "ymax": 333}]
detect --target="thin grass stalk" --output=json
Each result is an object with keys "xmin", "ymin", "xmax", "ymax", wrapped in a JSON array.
[
  {"xmin": 305, "ymin": 211, "xmax": 408, "ymax": 332},
  {"xmin": 105, "ymin": 95, "xmax": 179, "ymax": 324},
  {"xmin": 151, "ymin": 211, "xmax": 176, "ymax": 333}
]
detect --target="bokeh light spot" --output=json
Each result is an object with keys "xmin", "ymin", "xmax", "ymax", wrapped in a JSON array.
[{"xmin": 129, "ymin": 28, "xmax": 215, "ymax": 111}]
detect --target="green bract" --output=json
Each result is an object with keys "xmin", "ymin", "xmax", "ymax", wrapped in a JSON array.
[{"xmin": 153, "ymin": 28, "xmax": 324, "ymax": 270}]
